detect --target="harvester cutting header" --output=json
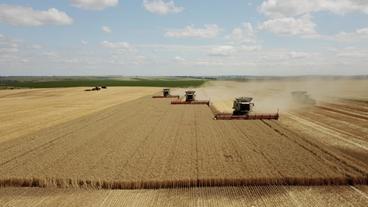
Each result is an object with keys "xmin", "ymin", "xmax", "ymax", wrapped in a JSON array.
[
  {"xmin": 166, "ymin": 89, "xmax": 278, "ymax": 120},
  {"xmin": 152, "ymin": 88, "xmax": 180, "ymax": 99},
  {"xmin": 214, "ymin": 97, "xmax": 279, "ymax": 120},
  {"xmin": 171, "ymin": 90, "xmax": 210, "ymax": 105}
]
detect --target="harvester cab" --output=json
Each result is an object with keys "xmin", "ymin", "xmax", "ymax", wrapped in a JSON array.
[
  {"xmin": 185, "ymin": 90, "xmax": 196, "ymax": 102},
  {"xmin": 214, "ymin": 96, "xmax": 279, "ymax": 120},
  {"xmin": 232, "ymin": 97, "xmax": 255, "ymax": 115},
  {"xmin": 163, "ymin": 88, "xmax": 170, "ymax": 97},
  {"xmin": 152, "ymin": 88, "xmax": 179, "ymax": 99},
  {"xmin": 171, "ymin": 90, "xmax": 210, "ymax": 105}
]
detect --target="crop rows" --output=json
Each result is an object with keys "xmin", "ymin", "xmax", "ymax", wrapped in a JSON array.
[
  {"xmin": 0, "ymin": 186, "xmax": 367, "ymax": 207},
  {"xmin": 281, "ymin": 99, "xmax": 368, "ymax": 165},
  {"xmin": 0, "ymin": 96, "xmax": 367, "ymax": 189},
  {"xmin": 294, "ymin": 106, "xmax": 367, "ymax": 141},
  {"xmin": 0, "ymin": 87, "xmax": 160, "ymax": 143}
]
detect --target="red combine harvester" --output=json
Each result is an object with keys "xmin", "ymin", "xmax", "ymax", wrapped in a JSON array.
[
  {"xmin": 171, "ymin": 90, "xmax": 210, "ymax": 105},
  {"xmin": 152, "ymin": 88, "xmax": 180, "ymax": 99},
  {"xmin": 214, "ymin": 97, "xmax": 279, "ymax": 120}
]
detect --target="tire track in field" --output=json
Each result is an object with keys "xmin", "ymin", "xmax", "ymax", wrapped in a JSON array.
[
  {"xmin": 0, "ymin": 98, "xmax": 123, "ymax": 153},
  {"xmin": 321, "ymin": 102, "xmax": 368, "ymax": 115},
  {"xmin": 350, "ymin": 186, "xmax": 368, "ymax": 200},
  {"xmin": 0, "ymin": 130, "xmax": 76, "ymax": 167},
  {"xmin": 249, "ymin": 120, "xmax": 339, "ymax": 180},
  {"xmin": 261, "ymin": 120, "xmax": 368, "ymax": 178},
  {"xmin": 287, "ymin": 112, "xmax": 368, "ymax": 151},
  {"xmin": 316, "ymin": 105, "xmax": 368, "ymax": 121},
  {"xmin": 299, "ymin": 109, "xmax": 368, "ymax": 139},
  {"xmin": 0, "ymin": 100, "xmax": 137, "ymax": 167},
  {"xmin": 231, "ymin": 122, "xmax": 285, "ymax": 179}
]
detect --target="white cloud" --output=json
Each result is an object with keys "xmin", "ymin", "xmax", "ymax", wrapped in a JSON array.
[
  {"xmin": 357, "ymin": 28, "xmax": 368, "ymax": 35},
  {"xmin": 209, "ymin": 45, "xmax": 236, "ymax": 56},
  {"xmin": 0, "ymin": 35, "xmax": 19, "ymax": 56},
  {"xmin": 174, "ymin": 56, "xmax": 185, "ymax": 61},
  {"xmin": 101, "ymin": 41, "xmax": 130, "ymax": 49},
  {"xmin": 259, "ymin": 15, "xmax": 318, "ymax": 37},
  {"xmin": 165, "ymin": 24, "xmax": 221, "ymax": 38},
  {"xmin": 0, "ymin": 4, "xmax": 73, "ymax": 26},
  {"xmin": 336, "ymin": 47, "xmax": 368, "ymax": 58},
  {"xmin": 101, "ymin": 26, "xmax": 112, "ymax": 33},
  {"xmin": 218, "ymin": 22, "xmax": 261, "ymax": 57},
  {"xmin": 81, "ymin": 40, "xmax": 88, "ymax": 45},
  {"xmin": 260, "ymin": 0, "xmax": 368, "ymax": 18},
  {"xmin": 356, "ymin": 27, "xmax": 368, "ymax": 35},
  {"xmin": 1, "ymin": 36, "xmax": 367, "ymax": 75},
  {"xmin": 227, "ymin": 22, "xmax": 257, "ymax": 44},
  {"xmin": 143, "ymin": 0, "xmax": 183, "ymax": 15},
  {"xmin": 289, "ymin": 51, "xmax": 310, "ymax": 59},
  {"xmin": 207, "ymin": 45, "xmax": 261, "ymax": 58},
  {"xmin": 240, "ymin": 45, "xmax": 262, "ymax": 51},
  {"xmin": 0, "ymin": 34, "xmax": 37, "ymax": 64},
  {"xmin": 334, "ymin": 27, "xmax": 368, "ymax": 42},
  {"xmin": 70, "ymin": 0, "xmax": 118, "ymax": 10},
  {"xmin": 32, "ymin": 44, "xmax": 42, "ymax": 49}
]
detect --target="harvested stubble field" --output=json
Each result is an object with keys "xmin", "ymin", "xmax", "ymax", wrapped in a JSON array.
[
  {"xmin": 0, "ymin": 96, "xmax": 367, "ymax": 189},
  {"xmin": 0, "ymin": 87, "xmax": 159, "ymax": 143},
  {"xmin": 195, "ymin": 79, "xmax": 368, "ymax": 167},
  {"xmin": 282, "ymin": 100, "xmax": 368, "ymax": 165},
  {"xmin": 1, "ymin": 185, "xmax": 368, "ymax": 207}
]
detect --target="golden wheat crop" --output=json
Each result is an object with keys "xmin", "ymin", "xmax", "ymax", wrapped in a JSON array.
[
  {"xmin": 0, "ymin": 96, "xmax": 367, "ymax": 189},
  {"xmin": 0, "ymin": 87, "xmax": 160, "ymax": 143},
  {"xmin": 0, "ymin": 185, "xmax": 367, "ymax": 207}
]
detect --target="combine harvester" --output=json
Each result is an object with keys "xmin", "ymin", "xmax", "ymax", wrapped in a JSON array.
[
  {"xmin": 171, "ymin": 90, "xmax": 210, "ymax": 105},
  {"xmin": 152, "ymin": 88, "xmax": 180, "ymax": 99},
  {"xmin": 214, "ymin": 97, "xmax": 279, "ymax": 120}
]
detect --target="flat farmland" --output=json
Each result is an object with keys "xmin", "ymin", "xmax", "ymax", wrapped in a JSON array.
[
  {"xmin": 196, "ymin": 79, "xmax": 368, "ymax": 168},
  {"xmin": 1, "ymin": 80, "xmax": 367, "ymax": 206},
  {"xmin": 0, "ymin": 87, "xmax": 159, "ymax": 143},
  {"xmin": 0, "ymin": 96, "xmax": 367, "ymax": 189},
  {"xmin": 1, "ymin": 185, "xmax": 367, "ymax": 207},
  {"xmin": 283, "ymin": 100, "xmax": 368, "ymax": 165}
]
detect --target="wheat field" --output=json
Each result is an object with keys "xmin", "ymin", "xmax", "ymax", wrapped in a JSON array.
[
  {"xmin": 194, "ymin": 79, "xmax": 368, "ymax": 169},
  {"xmin": 0, "ymin": 81, "xmax": 367, "ymax": 206},
  {"xmin": 0, "ymin": 87, "xmax": 159, "ymax": 143},
  {"xmin": 1, "ymin": 185, "xmax": 367, "ymax": 207},
  {"xmin": 0, "ymin": 96, "xmax": 367, "ymax": 189}
]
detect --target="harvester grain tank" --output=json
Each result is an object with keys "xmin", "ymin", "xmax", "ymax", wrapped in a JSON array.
[
  {"xmin": 152, "ymin": 88, "xmax": 180, "ymax": 98},
  {"xmin": 215, "ymin": 97, "xmax": 279, "ymax": 120},
  {"xmin": 171, "ymin": 90, "xmax": 210, "ymax": 105},
  {"xmin": 185, "ymin": 90, "xmax": 195, "ymax": 101},
  {"xmin": 163, "ymin": 88, "xmax": 170, "ymax": 97},
  {"xmin": 232, "ymin": 97, "xmax": 254, "ymax": 115}
]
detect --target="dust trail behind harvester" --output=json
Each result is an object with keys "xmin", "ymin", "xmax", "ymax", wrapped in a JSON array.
[{"xmin": 192, "ymin": 78, "xmax": 368, "ymax": 114}]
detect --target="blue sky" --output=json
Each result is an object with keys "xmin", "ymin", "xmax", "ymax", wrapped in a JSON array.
[{"xmin": 0, "ymin": 0, "xmax": 368, "ymax": 76}]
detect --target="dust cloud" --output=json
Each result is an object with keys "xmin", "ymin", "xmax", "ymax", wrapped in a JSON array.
[{"xmin": 175, "ymin": 78, "xmax": 368, "ymax": 114}]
